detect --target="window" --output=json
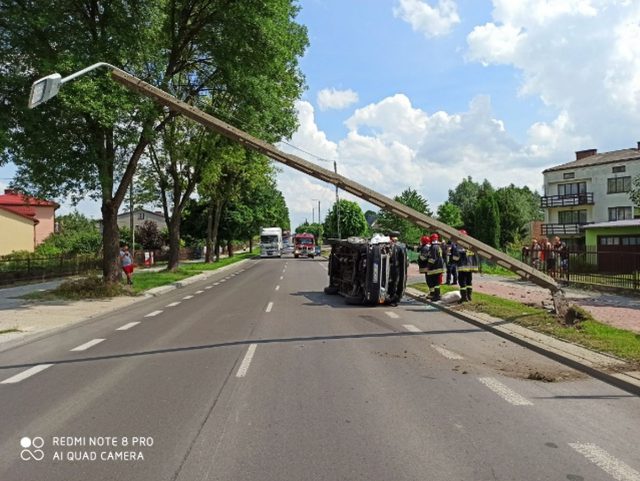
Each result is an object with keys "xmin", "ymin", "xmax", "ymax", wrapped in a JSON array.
[
  {"xmin": 621, "ymin": 237, "xmax": 640, "ymax": 246},
  {"xmin": 557, "ymin": 182, "xmax": 586, "ymax": 196},
  {"xmin": 138, "ymin": 212, "xmax": 145, "ymax": 220},
  {"xmin": 608, "ymin": 207, "xmax": 632, "ymax": 221},
  {"xmin": 563, "ymin": 172, "xmax": 575, "ymax": 179},
  {"xmin": 558, "ymin": 210, "xmax": 587, "ymax": 224},
  {"xmin": 612, "ymin": 165, "xmax": 626, "ymax": 173},
  {"xmin": 607, "ymin": 176, "xmax": 631, "ymax": 193},
  {"xmin": 599, "ymin": 236, "xmax": 620, "ymax": 246}
]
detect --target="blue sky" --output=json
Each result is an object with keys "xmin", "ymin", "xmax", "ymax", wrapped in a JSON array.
[{"xmin": 2, "ymin": 0, "xmax": 640, "ymax": 231}]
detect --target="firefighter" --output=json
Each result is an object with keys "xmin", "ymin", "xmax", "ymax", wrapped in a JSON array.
[
  {"xmin": 452, "ymin": 229, "xmax": 479, "ymax": 302},
  {"xmin": 445, "ymin": 238, "xmax": 458, "ymax": 285},
  {"xmin": 417, "ymin": 235, "xmax": 431, "ymax": 281},
  {"xmin": 425, "ymin": 233, "xmax": 445, "ymax": 301}
]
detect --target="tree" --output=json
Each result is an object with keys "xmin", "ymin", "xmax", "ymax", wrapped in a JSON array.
[
  {"xmin": 473, "ymin": 191, "xmax": 501, "ymax": 248},
  {"xmin": 448, "ymin": 177, "xmax": 481, "ymax": 232},
  {"xmin": 494, "ymin": 185, "xmax": 543, "ymax": 247},
  {"xmin": 35, "ymin": 211, "xmax": 101, "ymax": 256},
  {"xmin": 136, "ymin": 220, "xmax": 164, "ymax": 251},
  {"xmin": 323, "ymin": 200, "xmax": 368, "ymax": 239},
  {"xmin": 436, "ymin": 201, "xmax": 463, "ymax": 229},
  {"xmin": 630, "ymin": 174, "xmax": 640, "ymax": 208},
  {"xmin": 295, "ymin": 222, "xmax": 323, "ymax": 243},
  {"xmin": 1, "ymin": 0, "xmax": 308, "ymax": 281},
  {"xmin": 376, "ymin": 188, "xmax": 432, "ymax": 244}
]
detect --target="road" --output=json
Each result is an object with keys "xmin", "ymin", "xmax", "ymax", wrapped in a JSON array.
[{"xmin": 1, "ymin": 257, "xmax": 639, "ymax": 481}]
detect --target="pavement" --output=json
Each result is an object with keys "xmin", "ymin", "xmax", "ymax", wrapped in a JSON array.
[{"xmin": 1, "ymin": 256, "xmax": 639, "ymax": 480}]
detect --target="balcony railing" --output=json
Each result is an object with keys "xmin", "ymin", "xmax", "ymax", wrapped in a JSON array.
[
  {"xmin": 540, "ymin": 192, "xmax": 594, "ymax": 208},
  {"xmin": 541, "ymin": 223, "xmax": 589, "ymax": 235}
]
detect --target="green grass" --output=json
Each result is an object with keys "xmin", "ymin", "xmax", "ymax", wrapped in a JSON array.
[
  {"xmin": 411, "ymin": 283, "xmax": 640, "ymax": 364},
  {"xmin": 0, "ymin": 328, "xmax": 21, "ymax": 335},
  {"xmin": 130, "ymin": 252, "xmax": 256, "ymax": 294}
]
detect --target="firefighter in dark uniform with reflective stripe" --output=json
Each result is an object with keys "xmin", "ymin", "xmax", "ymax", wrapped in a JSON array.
[
  {"xmin": 424, "ymin": 233, "xmax": 445, "ymax": 301},
  {"xmin": 417, "ymin": 235, "xmax": 431, "ymax": 283},
  {"xmin": 452, "ymin": 229, "xmax": 479, "ymax": 302}
]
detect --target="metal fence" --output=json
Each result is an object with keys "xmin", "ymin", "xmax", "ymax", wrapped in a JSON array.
[
  {"xmin": 520, "ymin": 247, "xmax": 640, "ymax": 292},
  {"xmin": 0, "ymin": 254, "xmax": 102, "ymax": 286}
]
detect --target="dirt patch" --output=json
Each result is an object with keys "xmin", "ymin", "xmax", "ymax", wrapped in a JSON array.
[{"xmin": 493, "ymin": 361, "xmax": 585, "ymax": 382}]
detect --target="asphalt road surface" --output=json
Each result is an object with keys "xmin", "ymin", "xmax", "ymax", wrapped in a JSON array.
[{"xmin": 1, "ymin": 257, "xmax": 639, "ymax": 481}]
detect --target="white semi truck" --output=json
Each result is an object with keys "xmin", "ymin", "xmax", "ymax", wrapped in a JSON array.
[{"xmin": 260, "ymin": 227, "xmax": 283, "ymax": 258}]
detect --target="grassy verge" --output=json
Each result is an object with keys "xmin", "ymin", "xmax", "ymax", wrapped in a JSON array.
[
  {"xmin": 411, "ymin": 283, "xmax": 640, "ymax": 364},
  {"xmin": 23, "ymin": 252, "xmax": 256, "ymax": 300},
  {"xmin": 131, "ymin": 252, "xmax": 256, "ymax": 293}
]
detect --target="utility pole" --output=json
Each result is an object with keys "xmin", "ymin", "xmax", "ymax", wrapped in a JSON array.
[
  {"xmin": 312, "ymin": 206, "xmax": 315, "ymax": 225},
  {"xmin": 334, "ymin": 161, "xmax": 341, "ymax": 240},
  {"xmin": 130, "ymin": 181, "xmax": 135, "ymax": 253}
]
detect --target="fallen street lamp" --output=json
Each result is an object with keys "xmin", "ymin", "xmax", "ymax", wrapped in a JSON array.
[
  {"xmin": 27, "ymin": 62, "xmax": 567, "ymax": 314},
  {"xmin": 28, "ymin": 62, "xmax": 120, "ymax": 109}
]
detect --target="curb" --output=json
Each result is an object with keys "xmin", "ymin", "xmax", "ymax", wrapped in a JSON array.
[
  {"xmin": 404, "ymin": 286, "xmax": 640, "ymax": 397},
  {"xmin": 144, "ymin": 258, "xmax": 253, "ymax": 297}
]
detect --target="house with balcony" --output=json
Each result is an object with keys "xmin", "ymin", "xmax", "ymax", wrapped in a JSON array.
[{"xmin": 541, "ymin": 144, "xmax": 640, "ymax": 258}]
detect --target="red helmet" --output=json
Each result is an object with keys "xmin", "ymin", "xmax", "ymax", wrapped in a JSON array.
[
  {"xmin": 420, "ymin": 235, "xmax": 430, "ymax": 245},
  {"xmin": 459, "ymin": 229, "xmax": 468, "ymax": 236},
  {"xmin": 430, "ymin": 233, "xmax": 439, "ymax": 242}
]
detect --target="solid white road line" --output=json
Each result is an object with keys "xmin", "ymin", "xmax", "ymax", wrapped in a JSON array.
[
  {"xmin": 478, "ymin": 377, "xmax": 533, "ymax": 406},
  {"xmin": 145, "ymin": 310, "xmax": 163, "ymax": 317},
  {"xmin": 569, "ymin": 443, "xmax": 640, "ymax": 481},
  {"xmin": 266, "ymin": 302, "xmax": 274, "ymax": 313},
  {"xmin": 70, "ymin": 339, "xmax": 105, "ymax": 352},
  {"xmin": 166, "ymin": 301, "xmax": 181, "ymax": 307},
  {"xmin": 236, "ymin": 344, "xmax": 257, "ymax": 378},
  {"xmin": 431, "ymin": 344, "xmax": 464, "ymax": 360},
  {"xmin": 385, "ymin": 311, "xmax": 400, "ymax": 319},
  {"xmin": 116, "ymin": 322, "xmax": 140, "ymax": 331},
  {"xmin": 403, "ymin": 324, "xmax": 422, "ymax": 333},
  {"xmin": 1, "ymin": 364, "xmax": 54, "ymax": 384},
  {"xmin": 275, "ymin": 285, "xmax": 280, "ymax": 291},
  {"xmin": 195, "ymin": 290, "xmax": 204, "ymax": 294}
]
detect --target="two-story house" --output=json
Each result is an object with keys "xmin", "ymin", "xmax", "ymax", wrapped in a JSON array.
[
  {"xmin": 116, "ymin": 208, "xmax": 167, "ymax": 231},
  {"xmin": 541, "ymin": 143, "xmax": 640, "ymax": 257}
]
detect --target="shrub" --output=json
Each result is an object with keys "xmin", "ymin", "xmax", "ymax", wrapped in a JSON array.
[{"xmin": 54, "ymin": 277, "xmax": 129, "ymax": 299}]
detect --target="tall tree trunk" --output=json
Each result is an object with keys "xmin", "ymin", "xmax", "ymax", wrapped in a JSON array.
[
  {"xmin": 248, "ymin": 238, "xmax": 252, "ymax": 253},
  {"xmin": 205, "ymin": 197, "xmax": 215, "ymax": 263},
  {"xmin": 167, "ymin": 215, "xmax": 181, "ymax": 271},
  {"xmin": 211, "ymin": 198, "xmax": 224, "ymax": 262},
  {"xmin": 101, "ymin": 200, "xmax": 121, "ymax": 283},
  {"xmin": 227, "ymin": 240, "xmax": 233, "ymax": 257}
]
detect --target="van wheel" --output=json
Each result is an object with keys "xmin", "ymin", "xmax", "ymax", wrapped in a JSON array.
[
  {"xmin": 345, "ymin": 294, "xmax": 363, "ymax": 305},
  {"xmin": 324, "ymin": 286, "xmax": 339, "ymax": 295}
]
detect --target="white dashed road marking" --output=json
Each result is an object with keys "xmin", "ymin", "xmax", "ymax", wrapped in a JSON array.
[
  {"xmin": 205, "ymin": 286, "xmax": 213, "ymax": 289},
  {"xmin": 431, "ymin": 344, "xmax": 464, "ymax": 360},
  {"xmin": 280, "ymin": 276, "xmax": 284, "ymax": 280},
  {"xmin": 1, "ymin": 364, "xmax": 54, "ymax": 384},
  {"xmin": 166, "ymin": 302, "xmax": 181, "ymax": 307},
  {"xmin": 195, "ymin": 290, "xmax": 204, "ymax": 294},
  {"xmin": 266, "ymin": 302, "xmax": 274, "ymax": 313},
  {"xmin": 275, "ymin": 285, "xmax": 280, "ymax": 291},
  {"xmin": 183, "ymin": 295, "xmax": 194, "ymax": 300},
  {"xmin": 213, "ymin": 282, "xmax": 220, "ymax": 286},
  {"xmin": 385, "ymin": 311, "xmax": 400, "ymax": 319},
  {"xmin": 236, "ymin": 344, "xmax": 257, "ymax": 378},
  {"xmin": 70, "ymin": 339, "xmax": 105, "ymax": 352},
  {"xmin": 403, "ymin": 324, "xmax": 422, "ymax": 333},
  {"xmin": 569, "ymin": 443, "xmax": 640, "ymax": 481},
  {"xmin": 145, "ymin": 310, "xmax": 163, "ymax": 317},
  {"xmin": 116, "ymin": 322, "xmax": 140, "ymax": 331},
  {"xmin": 478, "ymin": 377, "xmax": 532, "ymax": 406}
]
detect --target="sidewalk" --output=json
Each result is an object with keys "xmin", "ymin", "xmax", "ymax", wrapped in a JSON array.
[{"xmin": 407, "ymin": 263, "xmax": 640, "ymax": 334}]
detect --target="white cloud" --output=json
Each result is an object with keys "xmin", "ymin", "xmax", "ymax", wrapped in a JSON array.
[
  {"xmin": 316, "ymin": 88, "xmax": 359, "ymax": 111},
  {"xmin": 277, "ymin": 94, "xmax": 586, "ymax": 230},
  {"xmin": 466, "ymin": 0, "xmax": 640, "ymax": 147},
  {"xmin": 393, "ymin": 0, "xmax": 460, "ymax": 38}
]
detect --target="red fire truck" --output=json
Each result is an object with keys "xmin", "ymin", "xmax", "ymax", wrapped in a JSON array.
[{"xmin": 293, "ymin": 232, "xmax": 315, "ymax": 258}]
